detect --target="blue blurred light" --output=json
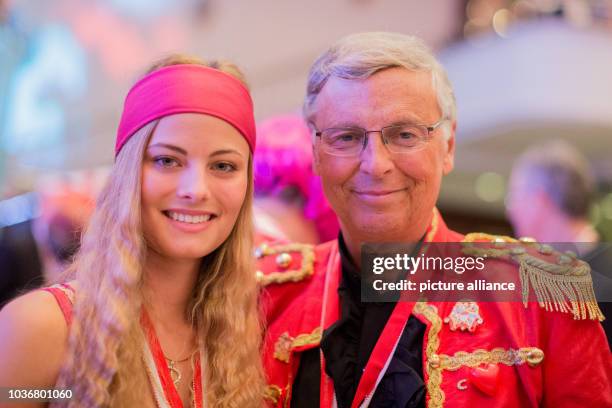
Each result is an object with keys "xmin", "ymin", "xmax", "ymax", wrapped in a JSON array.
[{"xmin": 0, "ymin": 192, "xmax": 39, "ymax": 228}]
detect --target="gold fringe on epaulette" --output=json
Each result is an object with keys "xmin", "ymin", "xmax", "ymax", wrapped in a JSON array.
[
  {"xmin": 462, "ymin": 235, "xmax": 604, "ymax": 321},
  {"xmin": 518, "ymin": 255, "xmax": 604, "ymax": 321}
]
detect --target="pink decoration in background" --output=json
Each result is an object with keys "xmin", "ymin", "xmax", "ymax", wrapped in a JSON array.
[{"xmin": 254, "ymin": 114, "xmax": 339, "ymax": 242}]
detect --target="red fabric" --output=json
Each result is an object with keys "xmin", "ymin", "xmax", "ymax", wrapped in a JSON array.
[
  {"xmin": 116, "ymin": 64, "xmax": 255, "ymax": 155},
  {"xmin": 259, "ymin": 210, "xmax": 612, "ymax": 407},
  {"xmin": 141, "ymin": 310, "xmax": 184, "ymax": 408},
  {"xmin": 42, "ymin": 283, "xmax": 75, "ymax": 325},
  {"xmin": 140, "ymin": 309, "xmax": 203, "ymax": 408},
  {"xmin": 350, "ymin": 301, "xmax": 416, "ymax": 408}
]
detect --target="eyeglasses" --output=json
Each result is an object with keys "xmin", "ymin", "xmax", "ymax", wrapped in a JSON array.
[{"xmin": 315, "ymin": 118, "xmax": 446, "ymax": 157}]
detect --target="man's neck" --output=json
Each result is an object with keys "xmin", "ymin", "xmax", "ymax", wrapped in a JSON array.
[{"xmin": 341, "ymin": 230, "xmax": 424, "ymax": 275}]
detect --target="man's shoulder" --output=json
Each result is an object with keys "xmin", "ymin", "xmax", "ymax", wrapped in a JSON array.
[{"xmin": 460, "ymin": 232, "xmax": 603, "ymax": 322}]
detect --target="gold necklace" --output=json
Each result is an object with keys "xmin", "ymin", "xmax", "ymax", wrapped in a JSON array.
[{"xmin": 165, "ymin": 353, "xmax": 193, "ymax": 387}]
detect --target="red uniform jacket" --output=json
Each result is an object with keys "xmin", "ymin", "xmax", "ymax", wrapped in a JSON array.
[{"xmin": 257, "ymin": 210, "xmax": 612, "ymax": 407}]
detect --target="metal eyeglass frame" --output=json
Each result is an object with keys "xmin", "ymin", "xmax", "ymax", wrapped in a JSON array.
[{"xmin": 314, "ymin": 118, "xmax": 447, "ymax": 156}]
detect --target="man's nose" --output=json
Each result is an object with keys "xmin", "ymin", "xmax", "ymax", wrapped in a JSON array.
[
  {"xmin": 359, "ymin": 132, "xmax": 395, "ymax": 177},
  {"xmin": 176, "ymin": 165, "xmax": 211, "ymax": 202}
]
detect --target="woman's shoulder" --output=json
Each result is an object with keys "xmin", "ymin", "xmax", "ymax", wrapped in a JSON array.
[
  {"xmin": 0, "ymin": 285, "xmax": 71, "ymax": 333},
  {"xmin": 0, "ymin": 285, "xmax": 71, "ymax": 389}
]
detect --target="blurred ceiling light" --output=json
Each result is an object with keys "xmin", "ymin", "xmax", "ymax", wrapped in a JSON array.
[
  {"xmin": 463, "ymin": 0, "xmax": 612, "ymax": 39},
  {"xmin": 475, "ymin": 172, "xmax": 506, "ymax": 203},
  {"xmin": 492, "ymin": 8, "xmax": 512, "ymax": 37}
]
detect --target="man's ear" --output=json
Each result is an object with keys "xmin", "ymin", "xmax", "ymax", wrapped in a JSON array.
[{"xmin": 442, "ymin": 121, "xmax": 456, "ymax": 175}]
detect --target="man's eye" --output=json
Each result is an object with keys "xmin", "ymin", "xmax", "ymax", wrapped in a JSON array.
[
  {"xmin": 398, "ymin": 131, "xmax": 416, "ymax": 139},
  {"xmin": 330, "ymin": 132, "xmax": 361, "ymax": 144},
  {"xmin": 154, "ymin": 156, "xmax": 179, "ymax": 168},
  {"xmin": 213, "ymin": 162, "xmax": 237, "ymax": 172},
  {"xmin": 339, "ymin": 133, "xmax": 358, "ymax": 141}
]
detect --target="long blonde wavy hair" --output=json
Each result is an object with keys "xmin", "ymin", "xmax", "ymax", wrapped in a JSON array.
[{"xmin": 53, "ymin": 55, "xmax": 265, "ymax": 407}]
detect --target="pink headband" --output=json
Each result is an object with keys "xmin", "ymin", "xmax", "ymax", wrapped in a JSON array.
[{"xmin": 115, "ymin": 64, "xmax": 256, "ymax": 156}]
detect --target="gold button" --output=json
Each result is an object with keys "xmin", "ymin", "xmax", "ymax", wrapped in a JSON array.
[
  {"xmin": 558, "ymin": 254, "xmax": 572, "ymax": 265},
  {"xmin": 538, "ymin": 244, "xmax": 553, "ymax": 255},
  {"xmin": 276, "ymin": 252, "xmax": 292, "ymax": 268},
  {"xmin": 526, "ymin": 348, "xmax": 544, "ymax": 366},
  {"xmin": 493, "ymin": 237, "xmax": 506, "ymax": 247},
  {"xmin": 255, "ymin": 243, "xmax": 270, "ymax": 259},
  {"xmin": 428, "ymin": 354, "xmax": 441, "ymax": 369}
]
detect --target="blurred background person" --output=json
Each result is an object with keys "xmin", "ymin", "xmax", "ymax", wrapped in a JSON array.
[
  {"xmin": 507, "ymin": 140, "xmax": 598, "ymax": 243},
  {"xmin": 254, "ymin": 114, "xmax": 339, "ymax": 244},
  {"xmin": 0, "ymin": 187, "xmax": 94, "ymax": 306},
  {"xmin": 507, "ymin": 139, "xmax": 611, "ymax": 347}
]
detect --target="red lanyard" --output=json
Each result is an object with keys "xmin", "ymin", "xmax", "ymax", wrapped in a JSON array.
[
  {"xmin": 141, "ymin": 310, "xmax": 203, "ymax": 408},
  {"xmin": 318, "ymin": 244, "xmax": 419, "ymax": 408}
]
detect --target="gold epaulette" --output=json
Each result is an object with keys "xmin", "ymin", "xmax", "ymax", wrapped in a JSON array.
[
  {"xmin": 462, "ymin": 233, "xmax": 604, "ymax": 321},
  {"xmin": 254, "ymin": 242, "xmax": 315, "ymax": 287}
]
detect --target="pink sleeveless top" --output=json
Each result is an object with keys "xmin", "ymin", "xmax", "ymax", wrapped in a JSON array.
[{"xmin": 42, "ymin": 283, "xmax": 75, "ymax": 325}]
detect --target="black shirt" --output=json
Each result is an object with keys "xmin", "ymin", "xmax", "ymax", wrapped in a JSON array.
[
  {"xmin": 291, "ymin": 235, "xmax": 426, "ymax": 408},
  {"xmin": 583, "ymin": 244, "xmax": 612, "ymax": 349}
]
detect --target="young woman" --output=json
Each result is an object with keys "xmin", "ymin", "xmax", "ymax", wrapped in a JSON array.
[{"xmin": 0, "ymin": 56, "xmax": 265, "ymax": 407}]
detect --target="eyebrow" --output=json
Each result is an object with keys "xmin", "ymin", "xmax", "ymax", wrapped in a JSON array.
[
  {"xmin": 147, "ymin": 144, "xmax": 244, "ymax": 158},
  {"xmin": 210, "ymin": 149, "xmax": 244, "ymax": 158},
  {"xmin": 325, "ymin": 117, "xmax": 426, "ymax": 129},
  {"xmin": 148, "ymin": 143, "xmax": 187, "ymax": 155}
]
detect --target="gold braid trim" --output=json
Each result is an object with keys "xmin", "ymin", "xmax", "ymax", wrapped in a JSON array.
[
  {"xmin": 463, "ymin": 232, "xmax": 518, "ymax": 243},
  {"xmin": 273, "ymin": 332, "xmax": 294, "ymax": 363},
  {"xmin": 256, "ymin": 243, "xmax": 315, "ymax": 286},
  {"xmin": 263, "ymin": 385, "xmax": 282, "ymax": 404},
  {"xmin": 461, "ymin": 234, "xmax": 604, "ymax": 321},
  {"xmin": 273, "ymin": 327, "xmax": 322, "ymax": 363},
  {"xmin": 440, "ymin": 347, "xmax": 544, "ymax": 371},
  {"xmin": 292, "ymin": 327, "xmax": 322, "ymax": 348},
  {"xmin": 413, "ymin": 302, "xmax": 444, "ymax": 408},
  {"xmin": 424, "ymin": 207, "xmax": 441, "ymax": 242},
  {"xmin": 414, "ymin": 301, "xmax": 545, "ymax": 407}
]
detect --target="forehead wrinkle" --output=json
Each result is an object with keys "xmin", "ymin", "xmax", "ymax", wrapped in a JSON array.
[{"xmin": 315, "ymin": 71, "xmax": 440, "ymax": 130}]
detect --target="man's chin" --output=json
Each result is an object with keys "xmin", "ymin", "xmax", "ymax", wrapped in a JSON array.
[{"xmin": 352, "ymin": 218, "xmax": 404, "ymax": 238}]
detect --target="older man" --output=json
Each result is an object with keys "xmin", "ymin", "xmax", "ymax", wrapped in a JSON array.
[{"xmin": 257, "ymin": 32, "xmax": 611, "ymax": 408}]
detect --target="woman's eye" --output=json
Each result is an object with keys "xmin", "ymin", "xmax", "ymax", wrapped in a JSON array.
[
  {"xmin": 213, "ymin": 162, "xmax": 237, "ymax": 172},
  {"xmin": 154, "ymin": 156, "xmax": 179, "ymax": 168}
]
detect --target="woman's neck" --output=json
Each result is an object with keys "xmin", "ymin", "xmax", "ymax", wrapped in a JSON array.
[{"xmin": 143, "ymin": 251, "xmax": 200, "ymax": 326}]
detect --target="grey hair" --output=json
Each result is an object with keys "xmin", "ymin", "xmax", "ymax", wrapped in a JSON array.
[
  {"xmin": 303, "ymin": 32, "xmax": 456, "ymax": 139},
  {"xmin": 513, "ymin": 140, "xmax": 595, "ymax": 218}
]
